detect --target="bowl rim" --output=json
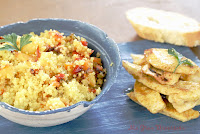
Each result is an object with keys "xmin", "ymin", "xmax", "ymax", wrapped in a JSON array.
[{"xmin": 0, "ymin": 18, "xmax": 121, "ymax": 115}]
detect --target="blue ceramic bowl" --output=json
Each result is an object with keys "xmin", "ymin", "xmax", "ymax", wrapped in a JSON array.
[{"xmin": 0, "ymin": 19, "xmax": 121, "ymax": 127}]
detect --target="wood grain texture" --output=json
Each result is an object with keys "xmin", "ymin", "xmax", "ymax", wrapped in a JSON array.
[
  {"xmin": 0, "ymin": 0, "xmax": 200, "ymax": 58},
  {"xmin": 0, "ymin": 0, "xmax": 200, "ymax": 43}
]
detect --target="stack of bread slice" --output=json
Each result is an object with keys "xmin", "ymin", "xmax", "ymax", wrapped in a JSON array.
[{"xmin": 123, "ymin": 48, "xmax": 200, "ymax": 122}]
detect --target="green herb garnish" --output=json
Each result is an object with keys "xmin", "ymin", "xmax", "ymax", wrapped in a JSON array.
[
  {"xmin": 168, "ymin": 48, "xmax": 193, "ymax": 73},
  {"xmin": 0, "ymin": 33, "xmax": 32, "ymax": 51}
]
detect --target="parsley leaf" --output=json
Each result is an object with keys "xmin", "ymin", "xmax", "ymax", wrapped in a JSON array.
[
  {"xmin": 0, "ymin": 33, "xmax": 32, "ymax": 51},
  {"xmin": 168, "ymin": 48, "xmax": 193, "ymax": 73},
  {"xmin": 0, "ymin": 33, "xmax": 19, "ymax": 51},
  {"xmin": 0, "ymin": 44, "xmax": 17, "ymax": 51},
  {"xmin": 20, "ymin": 34, "xmax": 32, "ymax": 50}
]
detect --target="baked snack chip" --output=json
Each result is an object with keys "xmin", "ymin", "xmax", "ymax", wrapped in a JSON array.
[
  {"xmin": 144, "ymin": 48, "xmax": 198, "ymax": 74},
  {"xmin": 127, "ymin": 89, "xmax": 199, "ymax": 122},
  {"xmin": 160, "ymin": 99, "xmax": 199, "ymax": 122},
  {"xmin": 122, "ymin": 60, "xmax": 200, "ymax": 112},
  {"xmin": 123, "ymin": 48, "xmax": 200, "ymax": 122},
  {"xmin": 133, "ymin": 81, "xmax": 165, "ymax": 114}
]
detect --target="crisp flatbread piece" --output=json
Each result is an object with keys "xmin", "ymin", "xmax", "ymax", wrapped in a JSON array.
[
  {"xmin": 123, "ymin": 60, "xmax": 200, "ymax": 112},
  {"xmin": 142, "ymin": 63, "xmax": 180, "ymax": 85},
  {"xmin": 134, "ymin": 81, "xmax": 165, "ymax": 113},
  {"xmin": 144, "ymin": 48, "xmax": 198, "ymax": 75},
  {"xmin": 131, "ymin": 54, "xmax": 145, "ymax": 65},
  {"xmin": 127, "ymin": 92, "xmax": 199, "ymax": 122}
]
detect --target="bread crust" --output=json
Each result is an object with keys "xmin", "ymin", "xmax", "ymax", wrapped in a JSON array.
[
  {"xmin": 126, "ymin": 7, "xmax": 200, "ymax": 47},
  {"xmin": 183, "ymin": 31, "xmax": 200, "ymax": 47}
]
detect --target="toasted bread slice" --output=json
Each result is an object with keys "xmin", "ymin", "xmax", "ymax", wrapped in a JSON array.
[
  {"xmin": 127, "ymin": 92, "xmax": 199, "ymax": 122},
  {"xmin": 134, "ymin": 81, "xmax": 165, "ymax": 113},
  {"xmin": 181, "ymin": 68, "xmax": 200, "ymax": 83},
  {"xmin": 123, "ymin": 60, "xmax": 200, "ymax": 112},
  {"xmin": 122, "ymin": 60, "xmax": 142, "ymax": 79},
  {"xmin": 168, "ymin": 95, "xmax": 199, "ymax": 113},
  {"xmin": 144, "ymin": 48, "xmax": 198, "ymax": 75},
  {"xmin": 126, "ymin": 7, "xmax": 200, "ymax": 47},
  {"xmin": 167, "ymin": 81, "xmax": 200, "ymax": 113},
  {"xmin": 131, "ymin": 54, "xmax": 145, "ymax": 65},
  {"xmin": 122, "ymin": 60, "xmax": 187, "ymax": 95},
  {"xmin": 142, "ymin": 63, "xmax": 180, "ymax": 85},
  {"xmin": 160, "ymin": 99, "xmax": 199, "ymax": 122}
]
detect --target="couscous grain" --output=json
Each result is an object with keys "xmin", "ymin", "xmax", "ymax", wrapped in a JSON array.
[{"xmin": 0, "ymin": 30, "xmax": 106, "ymax": 111}]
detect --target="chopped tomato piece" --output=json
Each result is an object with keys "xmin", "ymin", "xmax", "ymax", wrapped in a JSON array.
[
  {"xmin": 88, "ymin": 88, "xmax": 96, "ymax": 93},
  {"xmin": 54, "ymin": 32, "xmax": 63, "ymax": 41},
  {"xmin": 0, "ymin": 36, "xmax": 3, "ymax": 40},
  {"xmin": 56, "ymin": 73, "xmax": 65, "ymax": 82},
  {"xmin": 48, "ymin": 32, "xmax": 52, "ymax": 35},
  {"xmin": 36, "ymin": 46, "xmax": 41, "ymax": 61},
  {"xmin": 40, "ymin": 103, "xmax": 45, "ymax": 108},
  {"xmin": 65, "ymin": 63, "xmax": 73, "ymax": 70},
  {"xmin": 72, "ymin": 51, "xmax": 79, "ymax": 55},
  {"xmin": 95, "ymin": 65, "xmax": 103, "ymax": 71},
  {"xmin": 30, "ymin": 69, "xmax": 39, "ymax": 76},
  {"xmin": 81, "ymin": 40, "xmax": 88, "ymax": 46},
  {"xmin": 88, "ymin": 88, "xmax": 92, "ymax": 92},
  {"xmin": 63, "ymin": 102, "xmax": 68, "ymax": 106},
  {"xmin": 75, "ymin": 55, "xmax": 84, "ymax": 61},
  {"xmin": 73, "ymin": 65, "xmax": 82, "ymax": 74},
  {"xmin": 34, "ymin": 69, "xmax": 39, "ymax": 74},
  {"xmin": 82, "ymin": 73, "xmax": 87, "ymax": 79},
  {"xmin": 52, "ymin": 80, "xmax": 60, "ymax": 87},
  {"xmin": 0, "ymin": 89, "xmax": 4, "ymax": 95},
  {"xmin": 93, "ymin": 57, "xmax": 102, "ymax": 65},
  {"xmin": 73, "ymin": 51, "xmax": 84, "ymax": 61},
  {"xmin": 75, "ymin": 57, "xmax": 83, "ymax": 61},
  {"xmin": 93, "ymin": 89, "xmax": 96, "ymax": 93},
  {"xmin": 90, "ymin": 50, "xmax": 94, "ymax": 56},
  {"xmin": 57, "ymin": 42, "xmax": 61, "ymax": 46},
  {"xmin": 46, "ymin": 94, "xmax": 51, "ymax": 98},
  {"xmin": 83, "ymin": 60, "xmax": 90, "ymax": 71},
  {"xmin": 72, "ymin": 51, "xmax": 85, "ymax": 59}
]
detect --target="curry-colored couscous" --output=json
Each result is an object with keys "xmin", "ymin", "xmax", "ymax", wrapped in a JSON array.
[{"xmin": 0, "ymin": 30, "xmax": 106, "ymax": 111}]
